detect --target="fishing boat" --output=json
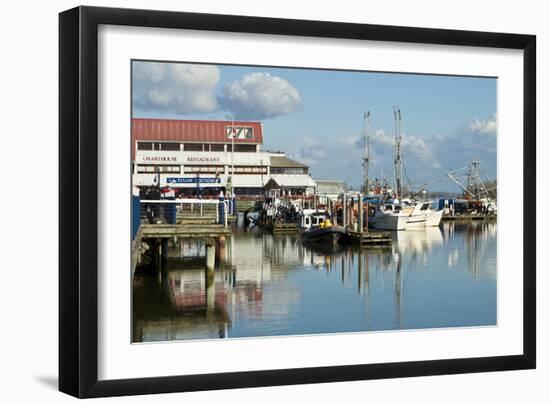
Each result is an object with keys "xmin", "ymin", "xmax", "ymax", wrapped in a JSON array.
[
  {"xmin": 425, "ymin": 207, "xmax": 444, "ymax": 226},
  {"xmin": 368, "ymin": 201, "xmax": 409, "ymax": 231},
  {"xmin": 404, "ymin": 201, "xmax": 444, "ymax": 228},
  {"xmin": 300, "ymin": 209, "xmax": 348, "ymax": 245}
]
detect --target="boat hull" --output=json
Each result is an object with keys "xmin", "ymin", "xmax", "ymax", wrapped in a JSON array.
[
  {"xmin": 301, "ymin": 226, "xmax": 347, "ymax": 245},
  {"xmin": 425, "ymin": 209, "xmax": 444, "ymax": 227},
  {"xmin": 369, "ymin": 214, "xmax": 408, "ymax": 231},
  {"xmin": 405, "ymin": 215, "xmax": 427, "ymax": 228},
  {"xmin": 405, "ymin": 209, "xmax": 444, "ymax": 228}
]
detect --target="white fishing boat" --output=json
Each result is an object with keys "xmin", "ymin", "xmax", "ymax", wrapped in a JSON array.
[
  {"xmin": 369, "ymin": 202, "xmax": 409, "ymax": 231},
  {"xmin": 425, "ymin": 208, "xmax": 444, "ymax": 227},
  {"xmin": 405, "ymin": 201, "xmax": 444, "ymax": 228}
]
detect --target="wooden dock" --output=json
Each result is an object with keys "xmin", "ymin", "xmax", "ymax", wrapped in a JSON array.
[
  {"xmin": 441, "ymin": 214, "xmax": 497, "ymax": 222},
  {"xmin": 177, "ymin": 214, "xmax": 236, "ymax": 225},
  {"xmin": 141, "ymin": 223, "xmax": 232, "ymax": 238},
  {"xmin": 271, "ymin": 223, "xmax": 300, "ymax": 234},
  {"xmin": 177, "ymin": 215, "xmax": 217, "ymax": 225},
  {"xmin": 133, "ymin": 224, "xmax": 232, "ymax": 276},
  {"xmin": 347, "ymin": 230, "xmax": 392, "ymax": 245}
]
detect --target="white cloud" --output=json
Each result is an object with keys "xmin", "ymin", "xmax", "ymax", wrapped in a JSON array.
[
  {"xmin": 468, "ymin": 114, "xmax": 497, "ymax": 135},
  {"xmin": 295, "ymin": 136, "xmax": 327, "ymax": 166},
  {"xmin": 220, "ymin": 72, "xmax": 302, "ymax": 120},
  {"xmin": 133, "ymin": 62, "xmax": 220, "ymax": 114},
  {"xmin": 354, "ymin": 129, "xmax": 442, "ymax": 169},
  {"xmin": 133, "ymin": 64, "xmax": 302, "ymax": 120},
  {"xmin": 293, "ymin": 114, "xmax": 496, "ymax": 190}
]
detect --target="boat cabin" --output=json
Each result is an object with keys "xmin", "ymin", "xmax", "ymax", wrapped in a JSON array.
[
  {"xmin": 380, "ymin": 203, "xmax": 403, "ymax": 213},
  {"xmin": 301, "ymin": 209, "xmax": 330, "ymax": 230}
]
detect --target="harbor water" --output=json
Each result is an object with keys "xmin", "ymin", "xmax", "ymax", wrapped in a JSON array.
[{"xmin": 132, "ymin": 221, "xmax": 496, "ymax": 342}]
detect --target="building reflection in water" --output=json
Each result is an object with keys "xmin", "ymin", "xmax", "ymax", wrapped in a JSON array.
[{"xmin": 133, "ymin": 222, "xmax": 497, "ymax": 342}]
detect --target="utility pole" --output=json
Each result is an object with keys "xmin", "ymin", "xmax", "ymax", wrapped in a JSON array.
[
  {"xmin": 226, "ymin": 117, "xmax": 235, "ymax": 198},
  {"xmin": 393, "ymin": 106, "xmax": 403, "ymax": 200},
  {"xmin": 362, "ymin": 111, "xmax": 371, "ymax": 195}
]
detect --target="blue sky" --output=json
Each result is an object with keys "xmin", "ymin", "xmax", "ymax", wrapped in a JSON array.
[{"xmin": 133, "ymin": 61, "xmax": 497, "ymax": 192}]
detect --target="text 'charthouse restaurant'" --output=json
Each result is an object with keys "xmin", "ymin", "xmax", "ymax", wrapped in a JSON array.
[{"xmin": 132, "ymin": 118, "xmax": 317, "ymax": 197}]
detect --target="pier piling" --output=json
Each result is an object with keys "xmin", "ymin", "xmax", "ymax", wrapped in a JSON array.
[
  {"xmin": 358, "ymin": 193, "xmax": 363, "ymax": 233},
  {"xmin": 205, "ymin": 238, "xmax": 216, "ymax": 312},
  {"xmin": 205, "ymin": 239, "xmax": 216, "ymax": 273},
  {"xmin": 342, "ymin": 193, "xmax": 347, "ymax": 229},
  {"xmin": 161, "ymin": 238, "xmax": 168, "ymax": 273}
]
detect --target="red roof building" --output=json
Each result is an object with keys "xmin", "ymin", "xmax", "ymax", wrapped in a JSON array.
[{"xmin": 132, "ymin": 118, "xmax": 263, "ymax": 144}]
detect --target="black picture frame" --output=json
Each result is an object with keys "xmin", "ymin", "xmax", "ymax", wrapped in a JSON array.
[{"xmin": 59, "ymin": 6, "xmax": 536, "ymax": 398}]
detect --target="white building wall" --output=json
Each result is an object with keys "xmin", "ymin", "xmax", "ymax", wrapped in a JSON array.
[{"xmin": 133, "ymin": 150, "xmax": 316, "ymax": 190}]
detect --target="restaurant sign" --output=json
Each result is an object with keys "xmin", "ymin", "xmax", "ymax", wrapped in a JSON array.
[{"xmin": 166, "ymin": 177, "xmax": 222, "ymax": 184}]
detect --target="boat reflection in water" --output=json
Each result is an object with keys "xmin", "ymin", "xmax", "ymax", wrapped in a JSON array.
[{"xmin": 132, "ymin": 222, "xmax": 497, "ymax": 342}]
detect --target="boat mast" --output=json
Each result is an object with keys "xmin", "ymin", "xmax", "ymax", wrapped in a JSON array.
[
  {"xmin": 393, "ymin": 106, "xmax": 403, "ymax": 199},
  {"xmin": 447, "ymin": 154, "xmax": 492, "ymax": 200},
  {"xmin": 362, "ymin": 111, "xmax": 371, "ymax": 195}
]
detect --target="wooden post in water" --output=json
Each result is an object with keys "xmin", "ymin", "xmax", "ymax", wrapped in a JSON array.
[
  {"xmin": 217, "ymin": 236, "xmax": 226, "ymax": 263},
  {"xmin": 350, "ymin": 197, "xmax": 354, "ymax": 229},
  {"xmin": 205, "ymin": 239, "xmax": 216, "ymax": 313},
  {"xmin": 358, "ymin": 193, "xmax": 363, "ymax": 233},
  {"xmin": 365, "ymin": 201, "xmax": 369, "ymax": 232},
  {"xmin": 358, "ymin": 250, "xmax": 362, "ymax": 293},
  {"xmin": 152, "ymin": 238, "xmax": 161, "ymax": 273},
  {"xmin": 342, "ymin": 193, "xmax": 347, "ymax": 229},
  {"xmin": 161, "ymin": 238, "xmax": 169, "ymax": 273}
]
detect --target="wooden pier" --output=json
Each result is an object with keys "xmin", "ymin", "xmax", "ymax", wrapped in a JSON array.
[
  {"xmin": 441, "ymin": 214, "xmax": 497, "ymax": 222},
  {"xmin": 272, "ymin": 223, "xmax": 300, "ymax": 234},
  {"xmin": 177, "ymin": 214, "xmax": 236, "ymax": 225},
  {"xmin": 339, "ymin": 192, "xmax": 392, "ymax": 246},
  {"xmin": 132, "ymin": 223, "xmax": 232, "ymax": 276},
  {"xmin": 177, "ymin": 215, "xmax": 217, "ymax": 225},
  {"xmin": 347, "ymin": 230, "xmax": 392, "ymax": 246},
  {"xmin": 141, "ymin": 223, "xmax": 232, "ymax": 238}
]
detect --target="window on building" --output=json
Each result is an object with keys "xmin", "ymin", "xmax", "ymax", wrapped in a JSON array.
[
  {"xmin": 226, "ymin": 126, "xmax": 254, "ymax": 139},
  {"xmin": 271, "ymin": 167, "xmax": 308, "ymax": 175},
  {"xmin": 137, "ymin": 142, "xmax": 153, "ymax": 150},
  {"xmin": 137, "ymin": 165, "xmax": 180, "ymax": 173},
  {"xmin": 184, "ymin": 143, "xmax": 203, "ymax": 151},
  {"xmin": 210, "ymin": 144, "xmax": 225, "ymax": 152},
  {"xmin": 137, "ymin": 165, "xmax": 155, "ymax": 173},
  {"xmin": 160, "ymin": 142, "xmax": 180, "ymax": 151},
  {"xmin": 234, "ymin": 144, "xmax": 256, "ymax": 153},
  {"xmin": 183, "ymin": 165, "xmax": 224, "ymax": 174},
  {"xmin": 229, "ymin": 166, "xmax": 267, "ymax": 175}
]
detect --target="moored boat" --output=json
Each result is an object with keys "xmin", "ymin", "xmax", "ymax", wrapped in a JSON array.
[
  {"xmin": 404, "ymin": 201, "xmax": 444, "ymax": 228},
  {"xmin": 425, "ymin": 208, "xmax": 443, "ymax": 226},
  {"xmin": 368, "ymin": 202, "xmax": 409, "ymax": 231},
  {"xmin": 300, "ymin": 209, "xmax": 348, "ymax": 245},
  {"xmin": 301, "ymin": 225, "xmax": 348, "ymax": 245}
]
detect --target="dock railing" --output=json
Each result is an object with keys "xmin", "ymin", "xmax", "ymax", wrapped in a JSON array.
[{"xmin": 139, "ymin": 199, "xmax": 229, "ymax": 227}]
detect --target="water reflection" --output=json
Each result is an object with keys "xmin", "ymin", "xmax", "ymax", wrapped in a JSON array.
[{"xmin": 133, "ymin": 222, "xmax": 497, "ymax": 342}]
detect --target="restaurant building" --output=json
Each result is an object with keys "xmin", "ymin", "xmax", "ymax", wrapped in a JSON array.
[{"xmin": 132, "ymin": 118, "xmax": 317, "ymax": 197}]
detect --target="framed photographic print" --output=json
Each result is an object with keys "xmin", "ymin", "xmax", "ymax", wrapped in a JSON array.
[{"xmin": 59, "ymin": 6, "xmax": 536, "ymax": 398}]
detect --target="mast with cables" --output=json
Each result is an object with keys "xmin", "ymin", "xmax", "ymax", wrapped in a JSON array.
[
  {"xmin": 447, "ymin": 154, "xmax": 495, "ymax": 201},
  {"xmin": 362, "ymin": 111, "xmax": 371, "ymax": 195},
  {"xmin": 393, "ymin": 106, "xmax": 403, "ymax": 199}
]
